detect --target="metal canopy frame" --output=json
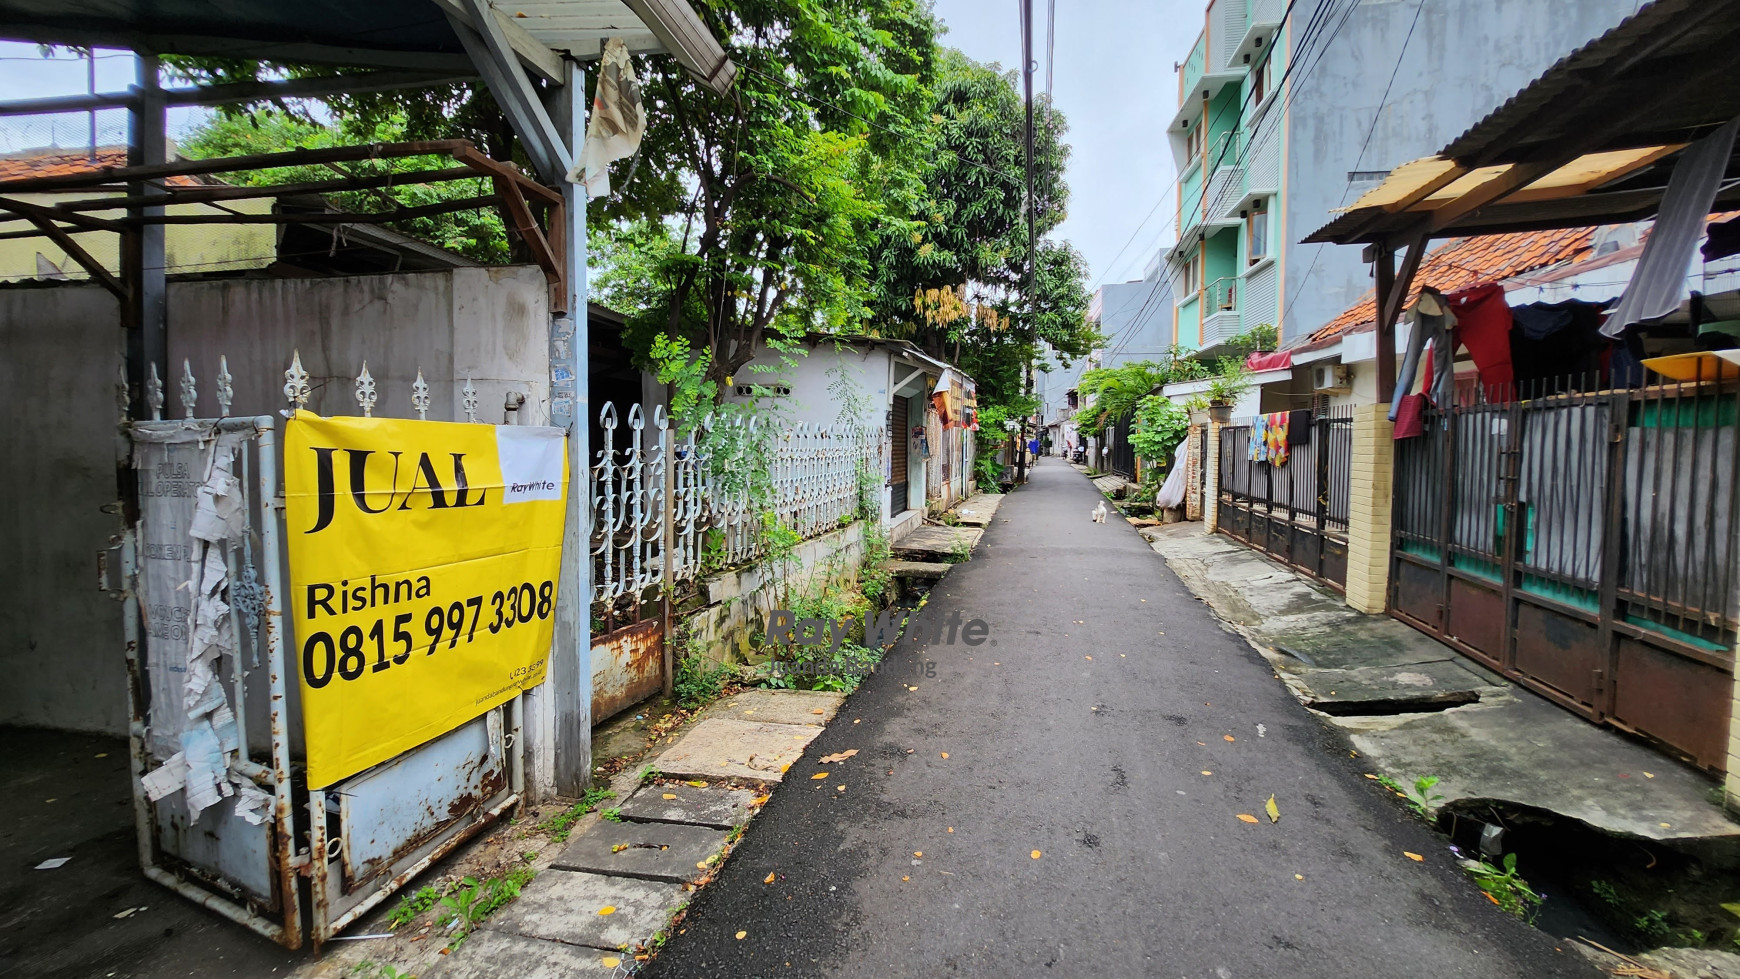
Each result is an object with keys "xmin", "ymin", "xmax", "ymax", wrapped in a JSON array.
[
  {"xmin": 0, "ymin": 139, "xmax": 568, "ymax": 306},
  {"xmin": 0, "ymin": 0, "xmax": 734, "ymax": 950}
]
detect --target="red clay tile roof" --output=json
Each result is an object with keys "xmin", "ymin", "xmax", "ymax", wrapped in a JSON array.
[
  {"xmin": 1306, "ymin": 227, "xmax": 1596, "ymax": 344},
  {"xmin": 0, "ymin": 147, "xmax": 201, "ymax": 186}
]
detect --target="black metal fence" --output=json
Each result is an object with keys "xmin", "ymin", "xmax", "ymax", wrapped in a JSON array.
[
  {"xmin": 1389, "ymin": 367, "xmax": 1740, "ymax": 771},
  {"xmin": 1217, "ymin": 407, "xmax": 1354, "ymax": 588}
]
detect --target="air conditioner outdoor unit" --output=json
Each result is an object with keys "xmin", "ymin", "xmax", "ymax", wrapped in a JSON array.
[{"xmin": 1311, "ymin": 363, "xmax": 1351, "ymax": 394}]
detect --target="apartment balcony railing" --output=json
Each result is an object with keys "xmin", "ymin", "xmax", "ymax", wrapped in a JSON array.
[{"xmin": 1202, "ymin": 276, "xmax": 1242, "ymax": 346}]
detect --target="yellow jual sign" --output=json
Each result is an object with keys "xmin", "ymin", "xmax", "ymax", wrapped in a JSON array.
[{"xmin": 285, "ymin": 412, "xmax": 567, "ymax": 788}]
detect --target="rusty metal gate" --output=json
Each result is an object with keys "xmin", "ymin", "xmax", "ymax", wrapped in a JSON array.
[
  {"xmin": 125, "ymin": 359, "xmax": 524, "ymax": 950},
  {"xmin": 1217, "ymin": 409, "xmax": 1353, "ymax": 589},
  {"xmin": 1389, "ymin": 368, "xmax": 1739, "ymax": 771}
]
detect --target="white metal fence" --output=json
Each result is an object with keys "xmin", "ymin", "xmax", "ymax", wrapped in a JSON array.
[{"xmin": 589, "ymin": 401, "xmax": 885, "ymax": 610}]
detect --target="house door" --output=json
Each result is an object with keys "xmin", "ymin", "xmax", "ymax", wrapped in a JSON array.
[{"xmin": 890, "ymin": 396, "xmax": 910, "ymax": 513}]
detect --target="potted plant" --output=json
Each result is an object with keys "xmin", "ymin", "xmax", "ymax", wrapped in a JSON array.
[{"xmin": 1204, "ymin": 362, "xmax": 1250, "ymax": 424}]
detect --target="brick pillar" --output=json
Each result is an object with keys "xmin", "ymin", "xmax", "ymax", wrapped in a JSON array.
[
  {"xmin": 1344, "ymin": 402, "xmax": 1395, "ymax": 614},
  {"xmin": 1203, "ymin": 422, "xmax": 1221, "ymax": 533},
  {"xmin": 1184, "ymin": 423, "xmax": 1204, "ymax": 520}
]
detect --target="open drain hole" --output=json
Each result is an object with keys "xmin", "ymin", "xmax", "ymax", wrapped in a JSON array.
[{"xmin": 1311, "ymin": 692, "xmax": 1481, "ymax": 716}]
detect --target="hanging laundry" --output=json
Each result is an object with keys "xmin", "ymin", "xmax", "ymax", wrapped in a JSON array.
[
  {"xmin": 1247, "ymin": 414, "xmax": 1269, "ymax": 463},
  {"xmin": 1393, "ymin": 393, "xmax": 1427, "ymax": 439},
  {"xmin": 1287, "ymin": 409, "xmax": 1312, "ymax": 446},
  {"xmin": 1390, "ymin": 288, "xmax": 1457, "ymax": 421},
  {"xmin": 1262, "ymin": 411, "xmax": 1292, "ymax": 466},
  {"xmin": 1447, "ymin": 283, "xmax": 1516, "ymax": 401}
]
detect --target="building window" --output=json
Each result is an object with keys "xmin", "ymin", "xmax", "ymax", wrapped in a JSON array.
[
  {"xmin": 1184, "ymin": 114, "xmax": 1204, "ymax": 160},
  {"xmin": 1251, "ymin": 53, "xmax": 1273, "ymax": 106},
  {"xmin": 1184, "ymin": 253, "xmax": 1202, "ymax": 294},
  {"xmin": 1247, "ymin": 200, "xmax": 1269, "ymax": 266}
]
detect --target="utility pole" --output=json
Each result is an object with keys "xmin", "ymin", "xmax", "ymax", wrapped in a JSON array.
[{"xmin": 1016, "ymin": 0, "xmax": 1037, "ymax": 484}]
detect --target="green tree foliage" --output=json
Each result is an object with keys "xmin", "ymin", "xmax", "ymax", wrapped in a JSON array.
[
  {"xmin": 1127, "ymin": 395, "xmax": 1189, "ymax": 471},
  {"xmin": 178, "ymin": 109, "xmax": 510, "ymax": 263},
  {"xmin": 595, "ymin": 0, "xmax": 939, "ymax": 404},
  {"xmin": 866, "ymin": 52, "xmax": 1095, "ymax": 401},
  {"xmin": 1074, "ymin": 352, "xmax": 1211, "ymax": 435}
]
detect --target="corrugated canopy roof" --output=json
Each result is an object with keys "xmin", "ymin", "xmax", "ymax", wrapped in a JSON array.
[
  {"xmin": 0, "ymin": 0, "xmax": 734, "ymax": 92},
  {"xmin": 1304, "ymin": 0, "xmax": 1740, "ymax": 246}
]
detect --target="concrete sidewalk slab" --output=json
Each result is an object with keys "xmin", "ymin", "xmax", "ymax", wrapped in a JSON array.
[
  {"xmin": 948, "ymin": 493, "xmax": 1003, "ymax": 527},
  {"xmin": 699, "ymin": 687, "xmax": 843, "ymax": 726},
  {"xmin": 616, "ymin": 783, "xmax": 758, "ymax": 829},
  {"xmin": 485, "ymin": 869, "xmax": 681, "ymax": 950},
  {"xmin": 429, "ymin": 929, "xmax": 620, "ymax": 976},
  {"xmin": 554, "ymin": 821, "xmax": 729, "ymax": 883},
  {"xmin": 653, "ymin": 718, "xmax": 824, "ymax": 782},
  {"xmin": 1144, "ymin": 522, "xmax": 1740, "ymax": 844},
  {"xmin": 891, "ymin": 524, "xmax": 981, "ymax": 560}
]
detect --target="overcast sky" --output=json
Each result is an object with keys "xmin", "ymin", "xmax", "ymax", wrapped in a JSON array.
[
  {"xmin": 930, "ymin": 0, "xmax": 1203, "ymax": 290},
  {"xmin": 3, "ymin": 4, "xmax": 1201, "ymax": 290}
]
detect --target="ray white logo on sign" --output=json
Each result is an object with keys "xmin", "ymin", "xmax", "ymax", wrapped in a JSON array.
[{"xmin": 763, "ymin": 607, "xmax": 992, "ymax": 652}]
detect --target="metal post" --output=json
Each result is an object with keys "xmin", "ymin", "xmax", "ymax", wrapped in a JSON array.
[
  {"xmin": 662, "ymin": 385, "xmax": 676, "ymax": 699},
  {"xmin": 125, "ymin": 54, "xmax": 166, "ymax": 419},
  {"xmin": 1373, "ymin": 239, "xmax": 1395, "ymax": 404},
  {"xmin": 545, "ymin": 61, "xmax": 592, "ymax": 796}
]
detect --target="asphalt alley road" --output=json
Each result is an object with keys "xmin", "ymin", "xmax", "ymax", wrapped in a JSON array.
[{"xmin": 646, "ymin": 458, "xmax": 1597, "ymax": 979}]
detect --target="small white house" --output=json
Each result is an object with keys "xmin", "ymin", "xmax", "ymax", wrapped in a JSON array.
[{"xmin": 723, "ymin": 335, "xmax": 977, "ymax": 538}]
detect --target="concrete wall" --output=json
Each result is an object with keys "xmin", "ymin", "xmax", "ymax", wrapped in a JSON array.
[
  {"xmin": 1280, "ymin": 0, "xmax": 1638, "ymax": 343},
  {"xmin": 1094, "ymin": 277, "xmax": 1176, "ymax": 366},
  {"xmin": 0, "ymin": 284, "xmax": 129, "ymax": 733},
  {"xmin": 0, "ymin": 267, "xmax": 551, "ymax": 736},
  {"xmin": 722, "ymin": 341, "xmax": 891, "ymax": 429},
  {"xmin": 683, "ymin": 521, "xmax": 868, "ymax": 666},
  {"xmin": 168, "ymin": 266, "xmax": 550, "ymax": 424}
]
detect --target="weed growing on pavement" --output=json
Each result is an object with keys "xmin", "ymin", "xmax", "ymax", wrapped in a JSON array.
[
  {"xmin": 1375, "ymin": 774, "xmax": 1444, "ymax": 818},
  {"xmin": 1465, "ymin": 854, "xmax": 1544, "ymax": 923},
  {"xmin": 386, "ymin": 885, "xmax": 441, "ymax": 929},
  {"xmin": 1634, "ymin": 908, "xmax": 1672, "ymax": 939},
  {"xmin": 638, "ymin": 764, "xmax": 662, "ymax": 784},
  {"xmin": 540, "ymin": 787, "xmax": 617, "ymax": 842},
  {"xmin": 601, "ymin": 807, "xmax": 625, "ymax": 822},
  {"xmin": 347, "ymin": 963, "xmax": 414, "ymax": 979},
  {"xmin": 1590, "ymin": 879, "xmax": 1622, "ymax": 907},
  {"xmin": 675, "ymin": 653, "xmax": 732, "ymax": 709},
  {"xmin": 946, "ymin": 537, "xmax": 972, "ymax": 563},
  {"xmin": 437, "ymin": 863, "xmax": 536, "ymax": 951}
]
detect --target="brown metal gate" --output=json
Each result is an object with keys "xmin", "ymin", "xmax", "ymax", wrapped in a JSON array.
[
  {"xmin": 1389, "ymin": 370, "xmax": 1738, "ymax": 771},
  {"xmin": 1217, "ymin": 409, "xmax": 1353, "ymax": 589}
]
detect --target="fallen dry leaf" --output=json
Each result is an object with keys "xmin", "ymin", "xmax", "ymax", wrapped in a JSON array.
[
  {"xmin": 685, "ymin": 780, "xmax": 706, "ymax": 787},
  {"xmin": 1294, "ymin": 874, "xmax": 1304, "ymax": 881},
  {"xmin": 810, "ymin": 772, "xmax": 830, "ymax": 780},
  {"xmin": 914, "ymin": 851, "xmax": 922, "ymax": 857},
  {"xmin": 662, "ymin": 793, "xmax": 678, "ymax": 800},
  {"xmin": 735, "ymin": 930, "xmax": 747, "ymax": 940},
  {"xmin": 1224, "ymin": 735, "xmax": 1236, "ymax": 742},
  {"xmin": 1031, "ymin": 850, "xmax": 1042, "ymax": 859},
  {"xmin": 1643, "ymin": 771, "xmax": 1655, "ymax": 778},
  {"xmin": 598, "ymin": 905, "xmax": 617, "ymax": 915},
  {"xmin": 602, "ymin": 957, "xmax": 621, "ymax": 968},
  {"xmin": 819, "ymin": 749, "xmax": 859, "ymax": 764},
  {"xmin": 836, "ymin": 785, "xmax": 845, "ymax": 792},
  {"xmin": 1201, "ymin": 770, "xmax": 1213, "ymax": 776},
  {"xmin": 780, "ymin": 763, "xmax": 790, "ymax": 773},
  {"xmin": 1236, "ymin": 813, "xmax": 1260, "ymax": 824},
  {"xmin": 764, "ymin": 872, "xmax": 776, "ymax": 884},
  {"xmin": 940, "ymin": 752, "xmax": 949, "ymax": 759},
  {"xmin": 1265, "ymin": 795, "xmax": 1280, "ymax": 823},
  {"xmin": 902, "ymin": 875, "xmax": 910, "ymax": 881},
  {"xmin": 1084, "ymin": 655, "xmax": 1092, "ymax": 661},
  {"xmin": 811, "ymin": 709, "xmax": 824, "ymax": 715},
  {"xmin": 1363, "ymin": 773, "xmax": 1379, "ymax": 780},
  {"xmin": 750, "ymin": 794, "xmax": 770, "ymax": 806},
  {"xmin": 1404, "ymin": 851, "xmax": 1424, "ymax": 862},
  {"xmin": 947, "ymin": 827, "xmax": 954, "ymax": 833}
]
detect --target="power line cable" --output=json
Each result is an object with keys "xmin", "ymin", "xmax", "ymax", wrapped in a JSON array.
[
  {"xmin": 1108, "ymin": 0, "xmax": 1345, "ymax": 351},
  {"xmin": 1272, "ymin": 0, "xmax": 1426, "ymax": 341}
]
